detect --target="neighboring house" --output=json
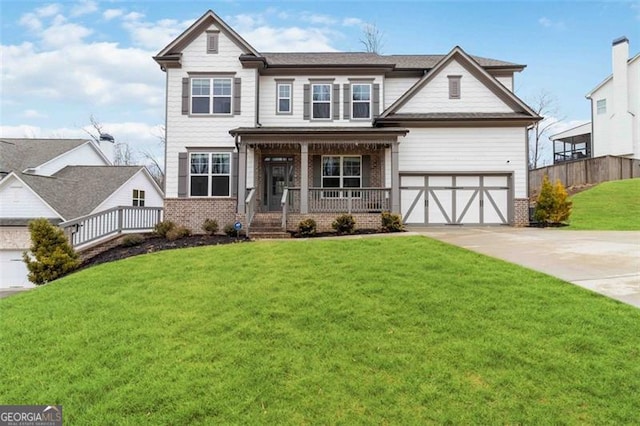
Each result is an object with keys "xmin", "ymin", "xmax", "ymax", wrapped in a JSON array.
[
  {"xmin": 553, "ymin": 37, "xmax": 639, "ymax": 164},
  {"xmin": 153, "ymin": 10, "xmax": 540, "ymax": 235},
  {"xmin": 0, "ymin": 138, "xmax": 164, "ymax": 289}
]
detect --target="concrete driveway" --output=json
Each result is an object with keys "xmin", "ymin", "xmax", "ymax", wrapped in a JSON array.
[{"xmin": 413, "ymin": 227, "xmax": 640, "ymax": 308}]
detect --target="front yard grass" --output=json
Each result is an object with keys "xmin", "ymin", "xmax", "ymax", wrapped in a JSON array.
[
  {"xmin": 1, "ymin": 236, "xmax": 639, "ymax": 424},
  {"xmin": 568, "ymin": 178, "xmax": 640, "ymax": 230}
]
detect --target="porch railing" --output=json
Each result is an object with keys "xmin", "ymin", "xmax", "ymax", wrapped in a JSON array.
[
  {"xmin": 286, "ymin": 188, "xmax": 391, "ymax": 214},
  {"xmin": 245, "ymin": 188, "xmax": 256, "ymax": 236},
  {"xmin": 60, "ymin": 206, "xmax": 163, "ymax": 248}
]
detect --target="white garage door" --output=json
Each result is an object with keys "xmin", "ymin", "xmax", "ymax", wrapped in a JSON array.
[
  {"xmin": 0, "ymin": 250, "xmax": 32, "ymax": 288},
  {"xmin": 401, "ymin": 174, "xmax": 512, "ymax": 225}
]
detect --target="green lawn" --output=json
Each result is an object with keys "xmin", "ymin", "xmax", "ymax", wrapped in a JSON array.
[
  {"xmin": 568, "ymin": 178, "xmax": 640, "ymax": 230},
  {"xmin": 2, "ymin": 237, "xmax": 639, "ymax": 424}
]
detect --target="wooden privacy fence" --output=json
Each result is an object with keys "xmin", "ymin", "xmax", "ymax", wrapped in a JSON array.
[{"xmin": 529, "ymin": 155, "xmax": 640, "ymax": 195}]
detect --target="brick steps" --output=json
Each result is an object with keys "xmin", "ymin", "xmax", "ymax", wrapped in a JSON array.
[{"xmin": 249, "ymin": 212, "xmax": 290, "ymax": 239}]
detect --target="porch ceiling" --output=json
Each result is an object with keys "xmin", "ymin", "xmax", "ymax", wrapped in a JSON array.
[{"xmin": 229, "ymin": 126, "xmax": 409, "ymax": 141}]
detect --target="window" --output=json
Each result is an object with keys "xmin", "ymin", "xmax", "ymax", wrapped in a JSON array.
[
  {"xmin": 132, "ymin": 189, "xmax": 145, "ymax": 207},
  {"xmin": 597, "ymin": 99, "xmax": 606, "ymax": 115},
  {"xmin": 189, "ymin": 153, "xmax": 231, "ymax": 197},
  {"xmin": 352, "ymin": 84, "xmax": 371, "ymax": 119},
  {"xmin": 448, "ymin": 75, "xmax": 461, "ymax": 99},
  {"xmin": 191, "ymin": 78, "xmax": 232, "ymax": 115},
  {"xmin": 322, "ymin": 156, "xmax": 361, "ymax": 197},
  {"xmin": 277, "ymin": 82, "xmax": 292, "ymax": 114},
  {"xmin": 312, "ymin": 84, "xmax": 331, "ymax": 119}
]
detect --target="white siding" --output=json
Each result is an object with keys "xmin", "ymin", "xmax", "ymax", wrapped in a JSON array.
[
  {"xmin": 591, "ymin": 81, "xmax": 614, "ymax": 158},
  {"xmin": 165, "ymin": 24, "xmax": 257, "ymax": 197},
  {"xmin": 398, "ymin": 127, "xmax": 527, "ymax": 197},
  {"xmin": 258, "ymin": 75, "xmax": 383, "ymax": 127},
  {"xmin": 37, "ymin": 143, "xmax": 108, "ymax": 176},
  {"xmin": 0, "ymin": 176, "xmax": 60, "ymax": 219},
  {"xmin": 384, "ymin": 77, "xmax": 418, "ymax": 110},
  {"xmin": 92, "ymin": 170, "xmax": 164, "ymax": 213},
  {"xmin": 495, "ymin": 75, "xmax": 513, "ymax": 91},
  {"xmin": 398, "ymin": 60, "xmax": 514, "ymax": 114}
]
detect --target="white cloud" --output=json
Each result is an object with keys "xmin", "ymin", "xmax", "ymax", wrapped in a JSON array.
[
  {"xmin": 538, "ymin": 17, "xmax": 566, "ymax": 30},
  {"xmin": 41, "ymin": 22, "xmax": 93, "ymax": 48},
  {"xmin": 300, "ymin": 12, "xmax": 337, "ymax": 26},
  {"xmin": 123, "ymin": 11, "xmax": 145, "ymax": 21},
  {"xmin": 70, "ymin": 0, "xmax": 98, "ymax": 17},
  {"xmin": 36, "ymin": 4, "xmax": 62, "ymax": 18},
  {"xmin": 23, "ymin": 110, "xmax": 48, "ymax": 119},
  {"xmin": 103, "ymin": 9, "xmax": 124, "ymax": 21},
  {"xmin": 243, "ymin": 26, "xmax": 337, "ymax": 52},
  {"xmin": 122, "ymin": 17, "xmax": 192, "ymax": 50},
  {"xmin": 19, "ymin": 13, "xmax": 43, "ymax": 32},
  {"xmin": 342, "ymin": 17, "xmax": 364, "ymax": 27}
]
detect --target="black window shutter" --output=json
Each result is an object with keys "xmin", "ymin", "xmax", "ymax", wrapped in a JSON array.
[
  {"xmin": 312, "ymin": 156, "xmax": 322, "ymax": 187},
  {"xmin": 178, "ymin": 152, "xmax": 188, "ymax": 197},
  {"xmin": 332, "ymin": 84, "xmax": 340, "ymax": 120},
  {"xmin": 234, "ymin": 78, "xmax": 241, "ymax": 115},
  {"xmin": 343, "ymin": 84, "xmax": 351, "ymax": 120},
  {"xmin": 362, "ymin": 155, "xmax": 371, "ymax": 187},
  {"xmin": 231, "ymin": 152, "xmax": 238, "ymax": 197},
  {"xmin": 372, "ymin": 84, "xmax": 380, "ymax": 118},
  {"xmin": 303, "ymin": 84, "xmax": 310, "ymax": 120},
  {"xmin": 181, "ymin": 78, "xmax": 189, "ymax": 115}
]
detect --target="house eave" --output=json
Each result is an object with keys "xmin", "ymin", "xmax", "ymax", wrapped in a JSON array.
[{"xmin": 229, "ymin": 126, "xmax": 409, "ymax": 139}]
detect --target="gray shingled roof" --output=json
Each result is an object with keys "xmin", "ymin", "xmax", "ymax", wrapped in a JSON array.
[
  {"xmin": 0, "ymin": 138, "xmax": 90, "ymax": 174},
  {"xmin": 260, "ymin": 52, "xmax": 521, "ymax": 69},
  {"xmin": 18, "ymin": 166, "xmax": 143, "ymax": 220},
  {"xmin": 378, "ymin": 112, "xmax": 535, "ymax": 121}
]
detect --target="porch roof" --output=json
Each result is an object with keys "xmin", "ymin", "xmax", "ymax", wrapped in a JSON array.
[{"xmin": 229, "ymin": 126, "xmax": 409, "ymax": 139}]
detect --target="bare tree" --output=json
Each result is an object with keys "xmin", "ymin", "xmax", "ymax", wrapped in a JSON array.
[
  {"xmin": 139, "ymin": 125, "xmax": 166, "ymax": 188},
  {"xmin": 528, "ymin": 90, "xmax": 565, "ymax": 169},
  {"xmin": 82, "ymin": 114, "xmax": 135, "ymax": 165},
  {"xmin": 360, "ymin": 23, "xmax": 385, "ymax": 54}
]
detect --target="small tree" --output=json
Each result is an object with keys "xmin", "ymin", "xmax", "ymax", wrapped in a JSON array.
[
  {"xmin": 534, "ymin": 175, "xmax": 572, "ymax": 225},
  {"xmin": 23, "ymin": 219, "xmax": 79, "ymax": 285}
]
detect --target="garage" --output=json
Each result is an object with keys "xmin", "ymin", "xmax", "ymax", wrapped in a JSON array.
[
  {"xmin": 400, "ymin": 174, "xmax": 512, "ymax": 225},
  {"xmin": 0, "ymin": 250, "xmax": 31, "ymax": 289}
]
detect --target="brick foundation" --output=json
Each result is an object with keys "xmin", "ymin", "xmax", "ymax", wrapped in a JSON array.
[
  {"xmin": 164, "ymin": 198, "xmax": 238, "ymax": 234},
  {"xmin": 287, "ymin": 213, "xmax": 381, "ymax": 233},
  {"xmin": 513, "ymin": 198, "xmax": 529, "ymax": 227}
]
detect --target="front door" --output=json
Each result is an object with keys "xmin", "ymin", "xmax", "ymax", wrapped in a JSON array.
[{"xmin": 264, "ymin": 158, "xmax": 293, "ymax": 211}]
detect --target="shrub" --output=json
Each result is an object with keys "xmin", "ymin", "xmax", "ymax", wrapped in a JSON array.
[
  {"xmin": 121, "ymin": 233, "xmax": 145, "ymax": 247},
  {"xmin": 381, "ymin": 212, "xmax": 404, "ymax": 232},
  {"xmin": 534, "ymin": 175, "xmax": 573, "ymax": 225},
  {"xmin": 22, "ymin": 218, "xmax": 79, "ymax": 285},
  {"xmin": 223, "ymin": 223, "xmax": 238, "ymax": 237},
  {"xmin": 332, "ymin": 214, "xmax": 356, "ymax": 235},
  {"xmin": 297, "ymin": 218, "xmax": 317, "ymax": 237},
  {"xmin": 154, "ymin": 220, "xmax": 176, "ymax": 238},
  {"xmin": 166, "ymin": 226, "xmax": 191, "ymax": 241},
  {"xmin": 202, "ymin": 218, "xmax": 219, "ymax": 236}
]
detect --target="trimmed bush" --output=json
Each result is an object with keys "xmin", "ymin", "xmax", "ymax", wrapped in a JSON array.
[
  {"xmin": 332, "ymin": 214, "xmax": 356, "ymax": 235},
  {"xmin": 154, "ymin": 220, "xmax": 176, "ymax": 238},
  {"xmin": 166, "ymin": 226, "xmax": 191, "ymax": 241},
  {"xmin": 22, "ymin": 218, "xmax": 79, "ymax": 285},
  {"xmin": 297, "ymin": 218, "xmax": 317, "ymax": 237},
  {"xmin": 534, "ymin": 175, "xmax": 573, "ymax": 225},
  {"xmin": 121, "ymin": 233, "xmax": 145, "ymax": 247},
  {"xmin": 381, "ymin": 212, "xmax": 404, "ymax": 232},
  {"xmin": 202, "ymin": 218, "xmax": 219, "ymax": 236},
  {"xmin": 223, "ymin": 223, "xmax": 238, "ymax": 237}
]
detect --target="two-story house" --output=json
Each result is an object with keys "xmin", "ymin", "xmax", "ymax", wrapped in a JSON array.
[{"xmin": 154, "ymin": 10, "xmax": 540, "ymax": 235}]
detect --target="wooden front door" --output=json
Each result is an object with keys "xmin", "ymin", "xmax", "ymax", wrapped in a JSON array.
[{"xmin": 265, "ymin": 158, "xmax": 293, "ymax": 211}]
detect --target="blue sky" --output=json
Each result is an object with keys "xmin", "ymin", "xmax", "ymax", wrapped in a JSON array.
[{"xmin": 1, "ymin": 0, "xmax": 639, "ymax": 165}]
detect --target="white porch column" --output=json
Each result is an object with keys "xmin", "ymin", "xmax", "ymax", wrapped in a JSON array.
[
  {"xmin": 300, "ymin": 142, "xmax": 309, "ymax": 214},
  {"xmin": 391, "ymin": 141, "xmax": 400, "ymax": 214},
  {"xmin": 237, "ymin": 141, "xmax": 247, "ymax": 214}
]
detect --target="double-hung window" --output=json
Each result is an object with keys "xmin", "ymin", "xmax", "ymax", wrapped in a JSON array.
[
  {"xmin": 351, "ymin": 84, "xmax": 371, "ymax": 119},
  {"xmin": 322, "ymin": 156, "xmax": 361, "ymax": 198},
  {"xmin": 189, "ymin": 152, "xmax": 231, "ymax": 197},
  {"xmin": 312, "ymin": 84, "xmax": 331, "ymax": 119},
  {"xmin": 132, "ymin": 189, "xmax": 145, "ymax": 207},
  {"xmin": 277, "ymin": 82, "xmax": 292, "ymax": 114},
  {"xmin": 191, "ymin": 78, "xmax": 232, "ymax": 115}
]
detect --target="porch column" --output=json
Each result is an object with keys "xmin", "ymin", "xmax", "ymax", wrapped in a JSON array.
[
  {"xmin": 391, "ymin": 141, "xmax": 400, "ymax": 214},
  {"xmin": 300, "ymin": 142, "xmax": 309, "ymax": 214},
  {"xmin": 237, "ymin": 141, "xmax": 247, "ymax": 214}
]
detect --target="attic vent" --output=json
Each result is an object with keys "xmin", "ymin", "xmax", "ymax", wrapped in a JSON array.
[{"xmin": 448, "ymin": 75, "xmax": 461, "ymax": 99}]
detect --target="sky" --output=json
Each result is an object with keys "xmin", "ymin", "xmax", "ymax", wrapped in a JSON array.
[{"xmin": 1, "ymin": 0, "xmax": 639, "ymax": 166}]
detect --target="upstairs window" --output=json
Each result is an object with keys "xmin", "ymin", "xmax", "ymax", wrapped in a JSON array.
[
  {"xmin": 189, "ymin": 152, "xmax": 231, "ymax": 197},
  {"xmin": 277, "ymin": 82, "xmax": 292, "ymax": 114},
  {"xmin": 448, "ymin": 75, "xmax": 461, "ymax": 99},
  {"xmin": 132, "ymin": 189, "xmax": 145, "ymax": 207},
  {"xmin": 312, "ymin": 84, "xmax": 331, "ymax": 119},
  {"xmin": 352, "ymin": 84, "xmax": 371, "ymax": 119},
  {"xmin": 597, "ymin": 99, "xmax": 606, "ymax": 115},
  {"xmin": 191, "ymin": 78, "xmax": 232, "ymax": 115}
]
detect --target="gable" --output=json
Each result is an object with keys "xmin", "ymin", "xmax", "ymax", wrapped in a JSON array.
[
  {"xmin": 37, "ymin": 142, "xmax": 110, "ymax": 176},
  {"xmin": 92, "ymin": 169, "xmax": 164, "ymax": 213},
  {"xmin": 0, "ymin": 174, "xmax": 61, "ymax": 219},
  {"xmin": 397, "ymin": 59, "xmax": 516, "ymax": 114},
  {"xmin": 180, "ymin": 22, "xmax": 250, "ymax": 69}
]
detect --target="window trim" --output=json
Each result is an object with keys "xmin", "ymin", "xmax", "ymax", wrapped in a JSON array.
[
  {"xmin": 448, "ymin": 75, "xmax": 461, "ymax": 99},
  {"xmin": 596, "ymin": 99, "xmax": 606, "ymax": 115},
  {"xmin": 321, "ymin": 155, "xmax": 362, "ymax": 198},
  {"xmin": 351, "ymin": 83, "xmax": 372, "ymax": 120},
  {"xmin": 190, "ymin": 76, "xmax": 234, "ymax": 116},
  {"xmin": 311, "ymin": 83, "xmax": 332, "ymax": 120},
  {"xmin": 188, "ymin": 152, "xmax": 232, "ymax": 198},
  {"xmin": 132, "ymin": 189, "xmax": 145, "ymax": 207},
  {"xmin": 276, "ymin": 80, "xmax": 293, "ymax": 115}
]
